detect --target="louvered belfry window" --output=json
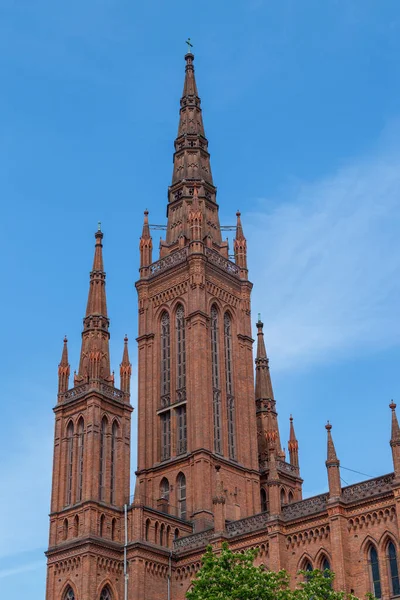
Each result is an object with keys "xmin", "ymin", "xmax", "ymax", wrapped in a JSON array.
[
  {"xmin": 211, "ymin": 306, "xmax": 222, "ymax": 454},
  {"xmin": 176, "ymin": 405, "xmax": 187, "ymax": 455},
  {"xmin": 110, "ymin": 421, "xmax": 118, "ymax": 504},
  {"xmin": 66, "ymin": 421, "xmax": 74, "ymax": 506},
  {"xmin": 176, "ymin": 305, "xmax": 186, "ymax": 396},
  {"xmin": 76, "ymin": 419, "xmax": 84, "ymax": 502},
  {"xmin": 161, "ymin": 312, "xmax": 171, "ymax": 407},
  {"xmin": 224, "ymin": 313, "xmax": 236, "ymax": 460},
  {"xmin": 161, "ymin": 411, "xmax": 171, "ymax": 460}
]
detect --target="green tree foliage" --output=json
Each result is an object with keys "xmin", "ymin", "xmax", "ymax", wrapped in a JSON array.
[{"xmin": 186, "ymin": 543, "xmax": 370, "ymax": 600}]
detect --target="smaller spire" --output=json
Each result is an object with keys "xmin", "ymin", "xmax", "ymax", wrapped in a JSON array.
[
  {"xmin": 389, "ymin": 401, "xmax": 400, "ymax": 478},
  {"xmin": 326, "ymin": 421, "xmax": 339, "ymax": 464},
  {"xmin": 255, "ymin": 319, "xmax": 274, "ymax": 400},
  {"xmin": 139, "ymin": 210, "xmax": 153, "ymax": 274},
  {"xmin": 233, "ymin": 210, "xmax": 247, "ymax": 273},
  {"xmin": 58, "ymin": 336, "xmax": 70, "ymax": 395},
  {"xmin": 288, "ymin": 415, "xmax": 299, "ymax": 469},
  {"xmin": 325, "ymin": 422, "xmax": 341, "ymax": 499},
  {"xmin": 120, "ymin": 335, "xmax": 132, "ymax": 397}
]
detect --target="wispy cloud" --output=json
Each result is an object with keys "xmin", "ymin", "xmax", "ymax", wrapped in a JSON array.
[
  {"xmin": 247, "ymin": 123, "xmax": 400, "ymax": 371},
  {"xmin": 0, "ymin": 561, "xmax": 44, "ymax": 580}
]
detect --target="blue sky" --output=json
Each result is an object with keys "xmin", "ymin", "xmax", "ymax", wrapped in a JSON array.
[{"xmin": 1, "ymin": 0, "xmax": 400, "ymax": 597}]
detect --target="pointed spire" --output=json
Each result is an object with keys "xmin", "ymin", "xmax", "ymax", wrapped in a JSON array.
[
  {"xmin": 255, "ymin": 317, "xmax": 284, "ymax": 464},
  {"xmin": 139, "ymin": 210, "xmax": 153, "ymax": 275},
  {"xmin": 234, "ymin": 211, "xmax": 248, "ymax": 274},
  {"xmin": 389, "ymin": 401, "xmax": 400, "ymax": 478},
  {"xmin": 120, "ymin": 335, "xmax": 132, "ymax": 396},
  {"xmin": 165, "ymin": 53, "xmax": 224, "ymax": 250},
  {"xmin": 325, "ymin": 422, "xmax": 341, "ymax": 499},
  {"xmin": 288, "ymin": 415, "xmax": 299, "ymax": 469},
  {"xmin": 58, "ymin": 336, "xmax": 70, "ymax": 395},
  {"xmin": 255, "ymin": 318, "xmax": 274, "ymax": 401},
  {"xmin": 75, "ymin": 228, "xmax": 112, "ymax": 385}
]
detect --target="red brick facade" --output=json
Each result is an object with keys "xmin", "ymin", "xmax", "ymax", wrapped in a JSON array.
[{"xmin": 46, "ymin": 54, "xmax": 400, "ymax": 600}]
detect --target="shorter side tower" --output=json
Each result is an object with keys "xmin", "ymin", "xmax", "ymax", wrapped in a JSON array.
[{"xmin": 46, "ymin": 228, "xmax": 132, "ymax": 600}]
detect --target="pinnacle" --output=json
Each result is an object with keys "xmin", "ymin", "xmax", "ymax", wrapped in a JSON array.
[
  {"xmin": 390, "ymin": 401, "xmax": 400, "ymax": 445},
  {"xmin": 326, "ymin": 421, "xmax": 339, "ymax": 464}
]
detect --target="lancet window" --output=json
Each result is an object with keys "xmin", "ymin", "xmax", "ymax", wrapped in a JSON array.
[
  {"xmin": 66, "ymin": 421, "xmax": 74, "ymax": 506},
  {"xmin": 160, "ymin": 477, "xmax": 170, "ymax": 501},
  {"xmin": 260, "ymin": 488, "xmax": 268, "ymax": 512},
  {"xmin": 211, "ymin": 306, "xmax": 222, "ymax": 455},
  {"xmin": 176, "ymin": 305, "xmax": 186, "ymax": 399},
  {"xmin": 177, "ymin": 473, "xmax": 187, "ymax": 520},
  {"xmin": 369, "ymin": 545, "xmax": 381, "ymax": 599},
  {"xmin": 99, "ymin": 417, "xmax": 107, "ymax": 501},
  {"xmin": 161, "ymin": 412, "xmax": 171, "ymax": 461},
  {"xmin": 76, "ymin": 418, "xmax": 84, "ymax": 503},
  {"xmin": 110, "ymin": 421, "xmax": 118, "ymax": 504},
  {"xmin": 64, "ymin": 587, "xmax": 75, "ymax": 600},
  {"xmin": 224, "ymin": 313, "xmax": 236, "ymax": 460},
  {"xmin": 100, "ymin": 586, "xmax": 112, "ymax": 600},
  {"xmin": 176, "ymin": 405, "xmax": 187, "ymax": 455},
  {"xmin": 388, "ymin": 541, "xmax": 400, "ymax": 596},
  {"xmin": 161, "ymin": 312, "xmax": 171, "ymax": 407}
]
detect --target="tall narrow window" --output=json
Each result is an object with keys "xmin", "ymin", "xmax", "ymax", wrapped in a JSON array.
[
  {"xmin": 64, "ymin": 586, "xmax": 75, "ymax": 600},
  {"xmin": 161, "ymin": 312, "xmax": 171, "ymax": 407},
  {"xmin": 211, "ymin": 306, "xmax": 222, "ymax": 454},
  {"xmin": 76, "ymin": 418, "xmax": 84, "ymax": 503},
  {"xmin": 160, "ymin": 523, "xmax": 165, "ymax": 546},
  {"xmin": 160, "ymin": 477, "xmax": 170, "ymax": 501},
  {"xmin": 176, "ymin": 405, "xmax": 187, "ymax": 455},
  {"xmin": 176, "ymin": 305, "xmax": 186, "ymax": 399},
  {"xmin": 110, "ymin": 421, "xmax": 118, "ymax": 504},
  {"xmin": 111, "ymin": 518, "xmax": 117, "ymax": 541},
  {"xmin": 260, "ymin": 488, "xmax": 268, "ymax": 512},
  {"xmin": 388, "ymin": 542, "xmax": 400, "ymax": 596},
  {"xmin": 99, "ymin": 514, "xmax": 105, "ymax": 537},
  {"xmin": 73, "ymin": 515, "xmax": 79, "ymax": 537},
  {"xmin": 100, "ymin": 586, "xmax": 112, "ymax": 600},
  {"xmin": 161, "ymin": 412, "xmax": 171, "ymax": 461},
  {"xmin": 224, "ymin": 313, "xmax": 236, "ymax": 460},
  {"xmin": 66, "ymin": 422, "xmax": 74, "ymax": 506},
  {"xmin": 370, "ymin": 546, "xmax": 382, "ymax": 599},
  {"xmin": 145, "ymin": 519, "xmax": 151, "ymax": 541},
  {"xmin": 99, "ymin": 417, "xmax": 107, "ymax": 502},
  {"xmin": 177, "ymin": 473, "xmax": 187, "ymax": 520}
]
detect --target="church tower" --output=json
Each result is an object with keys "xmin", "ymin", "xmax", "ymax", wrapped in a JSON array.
[
  {"xmin": 46, "ymin": 228, "xmax": 132, "ymax": 600},
  {"xmin": 135, "ymin": 52, "xmax": 260, "ymax": 531}
]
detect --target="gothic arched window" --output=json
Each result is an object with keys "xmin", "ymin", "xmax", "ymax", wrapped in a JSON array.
[
  {"xmin": 160, "ymin": 477, "xmax": 170, "ymax": 502},
  {"xmin": 161, "ymin": 312, "xmax": 171, "ymax": 407},
  {"xmin": 111, "ymin": 518, "xmax": 117, "ymax": 541},
  {"xmin": 99, "ymin": 513, "xmax": 105, "ymax": 537},
  {"xmin": 388, "ymin": 541, "xmax": 400, "ymax": 596},
  {"xmin": 260, "ymin": 488, "xmax": 268, "ymax": 512},
  {"xmin": 64, "ymin": 586, "xmax": 75, "ymax": 600},
  {"xmin": 211, "ymin": 306, "xmax": 222, "ymax": 455},
  {"xmin": 110, "ymin": 421, "xmax": 118, "ymax": 504},
  {"xmin": 176, "ymin": 305, "xmax": 186, "ymax": 394},
  {"xmin": 63, "ymin": 518, "xmax": 68, "ymax": 541},
  {"xmin": 369, "ymin": 545, "xmax": 382, "ymax": 599},
  {"xmin": 176, "ymin": 405, "xmax": 187, "ymax": 455},
  {"xmin": 177, "ymin": 473, "xmax": 187, "ymax": 520},
  {"xmin": 76, "ymin": 418, "xmax": 84, "ymax": 503},
  {"xmin": 160, "ymin": 523, "xmax": 165, "ymax": 546},
  {"xmin": 288, "ymin": 490, "xmax": 294, "ymax": 504},
  {"xmin": 224, "ymin": 313, "xmax": 236, "ymax": 460},
  {"xmin": 73, "ymin": 514, "xmax": 79, "ymax": 538},
  {"xmin": 100, "ymin": 586, "xmax": 112, "ymax": 600},
  {"xmin": 99, "ymin": 417, "xmax": 107, "ymax": 501},
  {"xmin": 145, "ymin": 519, "xmax": 151, "ymax": 541},
  {"xmin": 66, "ymin": 421, "xmax": 74, "ymax": 506},
  {"xmin": 322, "ymin": 557, "xmax": 330, "ymax": 572},
  {"xmin": 280, "ymin": 488, "xmax": 286, "ymax": 507},
  {"xmin": 161, "ymin": 412, "xmax": 171, "ymax": 461}
]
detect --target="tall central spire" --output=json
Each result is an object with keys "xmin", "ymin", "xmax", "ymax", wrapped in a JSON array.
[
  {"xmin": 75, "ymin": 228, "xmax": 113, "ymax": 385},
  {"xmin": 163, "ymin": 53, "xmax": 224, "ymax": 252}
]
